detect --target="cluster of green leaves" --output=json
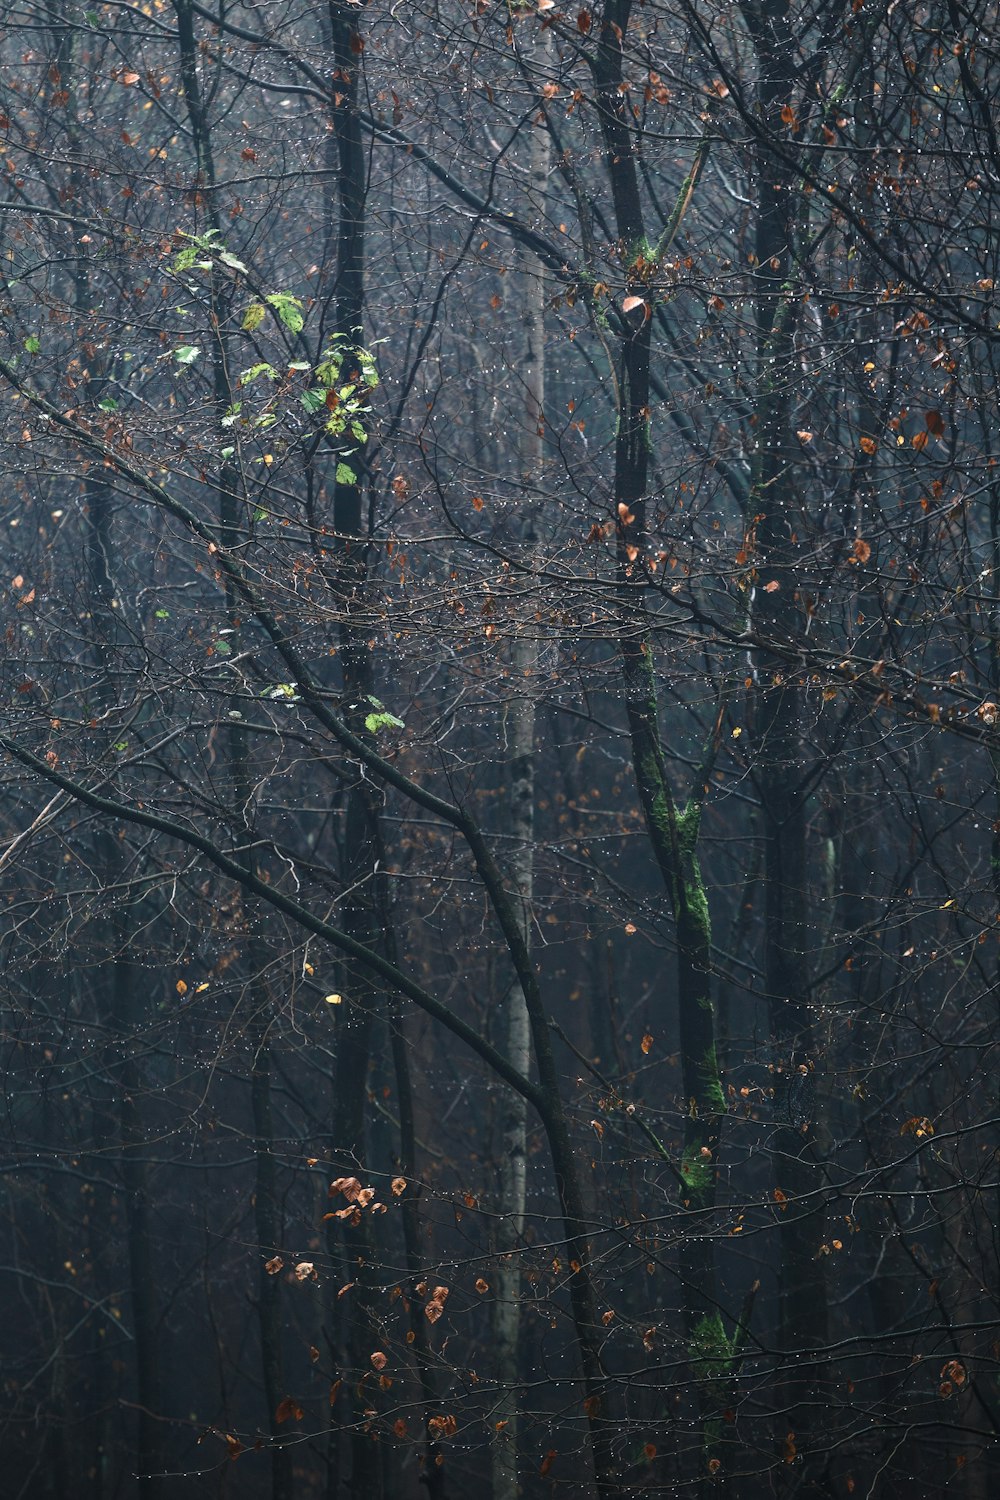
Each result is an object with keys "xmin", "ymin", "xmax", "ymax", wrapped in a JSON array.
[{"xmin": 169, "ymin": 230, "xmax": 379, "ymax": 479}]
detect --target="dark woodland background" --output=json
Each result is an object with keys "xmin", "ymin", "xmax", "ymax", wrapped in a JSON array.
[{"xmin": 0, "ymin": 2, "xmax": 997, "ymax": 1497}]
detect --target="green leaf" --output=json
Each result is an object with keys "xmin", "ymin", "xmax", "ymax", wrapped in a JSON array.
[
  {"xmin": 241, "ymin": 302, "xmax": 267, "ymax": 332},
  {"xmin": 220, "ymin": 403, "xmax": 242, "ymax": 427},
  {"xmin": 98, "ymin": 397, "xmax": 119, "ymax": 411},
  {"xmin": 213, "ymin": 639, "xmax": 232, "ymax": 656},
  {"xmin": 335, "ymin": 462, "xmax": 357, "ymax": 486},
  {"xmin": 220, "ymin": 446, "xmax": 235, "ymax": 459},
  {"xmin": 155, "ymin": 608, "xmax": 170, "ymax": 619},
  {"xmin": 218, "ymin": 249, "xmax": 248, "ymax": 274},
  {"xmin": 364, "ymin": 711, "xmax": 405, "ymax": 735},
  {"xmin": 23, "ymin": 335, "xmax": 40, "ymax": 354},
  {"xmin": 85, "ymin": 9, "xmax": 100, "ymax": 24},
  {"xmin": 300, "ymin": 388, "xmax": 326, "ymax": 413},
  {"xmin": 254, "ymin": 412, "xmax": 278, "ymax": 430},
  {"xmin": 266, "ymin": 292, "xmax": 304, "ymax": 333},
  {"xmin": 173, "ymin": 246, "xmax": 200, "ymax": 273},
  {"xmin": 240, "ymin": 361, "xmax": 278, "ymax": 384},
  {"xmin": 253, "ymin": 507, "xmax": 268, "ymax": 523},
  {"xmin": 174, "ymin": 344, "xmax": 201, "ymax": 365}
]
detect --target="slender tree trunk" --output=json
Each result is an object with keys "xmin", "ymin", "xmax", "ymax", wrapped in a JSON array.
[
  {"xmin": 490, "ymin": 34, "xmax": 550, "ymax": 1500},
  {"xmin": 173, "ymin": 9, "xmax": 295, "ymax": 1494},
  {"xmin": 742, "ymin": 1, "xmax": 829, "ymax": 1481},
  {"xmin": 54, "ymin": 8, "xmax": 166, "ymax": 1484},
  {"xmin": 592, "ymin": 3, "xmax": 728, "ymax": 1483}
]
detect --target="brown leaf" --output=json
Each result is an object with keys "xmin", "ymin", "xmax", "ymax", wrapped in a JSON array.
[
  {"xmin": 640, "ymin": 1033, "xmax": 653, "ymax": 1055},
  {"xmin": 329, "ymin": 1176, "xmax": 362, "ymax": 1201},
  {"xmin": 424, "ymin": 1286, "xmax": 449, "ymax": 1323},
  {"xmin": 370, "ymin": 1351, "xmax": 388, "ymax": 1371},
  {"xmin": 622, "ymin": 295, "xmax": 646, "ymax": 315},
  {"xmin": 540, "ymin": 1449, "xmax": 557, "ymax": 1476},
  {"xmin": 275, "ymin": 1397, "xmax": 304, "ymax": 1425}
]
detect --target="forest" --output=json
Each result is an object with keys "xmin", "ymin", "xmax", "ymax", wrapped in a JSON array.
[{"xmin": 0, "ymin": 1, "xmax": 997, "ymax": 1497}]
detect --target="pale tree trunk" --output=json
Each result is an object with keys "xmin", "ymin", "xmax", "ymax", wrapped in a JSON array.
[{"xmin": 490, "ymin": 38, "xmax": 549, "ymax": 1500}]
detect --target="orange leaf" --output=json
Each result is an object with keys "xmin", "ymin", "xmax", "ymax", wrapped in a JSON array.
[
  {"xmin": 428, "ymin": 1414, "xmax": 457, "ymax": 1438},
  {"xmin": 763, "ymin": 579, "xmax": 780, "ymax": 593},
  {"xmin": 622, "ymin": 295, "xmax": 646, "ymax": 315},
  {"xmin": 540, "ymin": 1449, "xmax": 557, "ymax": 1476},
  {"xmin": 859, "ymin": 436, "xmax": 877, "ymax": 454},
  {"xmin": 370, "ymin": 1351, "xmax": 387, "ymax": 1371},
  {"xmin": 641, "ymin": 1033, "xmax": 653, "ymax": 1055}
]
